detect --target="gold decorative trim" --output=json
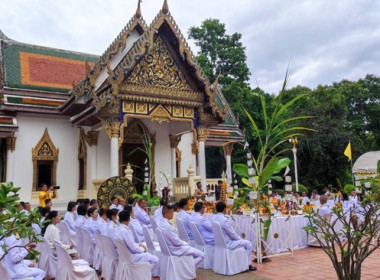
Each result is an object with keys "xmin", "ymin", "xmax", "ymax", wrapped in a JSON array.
[
  {"xmin": 173, "ymin": 105, "xmax": 183, "ymax": 117},
  {"xmin": 136, "ymin": 102, "xmax": 148, "ymax": 114},
  {"xmin": 223, "ymin": 142, "xmax": 234, "ymax": 156},
  {"xmin": 176, "ymin": 147, "xmax": 181, "ymax": 177},
  {"xmin": 71, "ymin": 10, "xmax": 148, "ymax": 99},
  {"xmin": 6, "ymin": 134, "xmax": 16, "ymax": 152},
  {"xmin": 120, "ymin": 95, "xmax": 202, "ymax": 107},
  {"xmin": 123, "ymin": 101, "xmax": 135, "ymax": 113},
  {"xmin": 32, "ymin": 128, "xmax": 58, "ymax": 191},
  {"xmin": 191, "ymin": 142, "xmax": 199, "ymax": 155},
  {"xmin": 78, "ymin": 128, "xmax": 87, "ymax": 191},
  {"xmin": 197, "ymin": 126, "xmax": 210, "ymax": 142},
  {"xmin": 184, "ymin": 107, "xmax": 194, "ymax": 118},
  {"xmin": 85, "ymin": 131, "xmax": 99, "ymax": 147},
  {"xmin": 101, "ymin": 119, "xmax": 121, "ymax": 139},
  {"xmin": 169, "ymin": 134, "xmax": 181, "ymax": 149},
  {"xmin": 150, "ymin": 104, "xmax": 171, "ymax": 124},
  {"xmin": 119, "ymin": 83, "xmax": 203, "ymax": 101}
]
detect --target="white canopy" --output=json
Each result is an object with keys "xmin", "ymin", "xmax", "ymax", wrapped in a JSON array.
[{"xmin": 352, "ymin": 151, "xmax": 380, "ymax": 179}]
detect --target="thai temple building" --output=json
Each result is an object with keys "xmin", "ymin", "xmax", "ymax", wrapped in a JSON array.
[{"xmin": 0, "ymin": 0, "xmax": 243, "ymax": 206}]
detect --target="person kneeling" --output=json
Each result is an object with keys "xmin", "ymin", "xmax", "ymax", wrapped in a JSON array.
[
  {"xmin": 159, "ymin": 205, "xmax": 205, "ymax": 268},
  {"xmin": 115, "ymin": 211, "xmax": 159, "ymax": 277}
]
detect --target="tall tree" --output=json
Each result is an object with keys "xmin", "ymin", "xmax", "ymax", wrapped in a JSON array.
[{"xmin": 188, "ymin": 19, "xmax": 250, "ymax": 89}]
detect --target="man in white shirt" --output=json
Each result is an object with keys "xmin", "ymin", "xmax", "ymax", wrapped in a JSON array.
[
  {"xmin": 159, "ymin": 205, "xmax": 205, "ymax": 268},
  {"xmin": 189, "ymin": 202, "xmax": 214, "ymax": 245},
  {"xmin": 176, "ymin": 198, "xmax": 193, "ymax": 240},
  {"xmin": 301, "ymin": 192, "xmax": 310, "ymax": 205},
  {"xmin": 109, "ymin": 197, "xmax": 119, "ymax": 210},
  {"xmin": 74, "ymin": 204, "xmax": 87, "ymax": 228},
  {"xmin": 318, "ymin": 195, "xmax": 332, "ymax": 217},
  {"xmin": 125, "ymin": 205, "xmax": 145, "ymax": 242},
  {"xmin": 97, "ymin": 208, "xmax": 108, "ymax": 235},
  {"xmin": 211, "ymin": 201, "xmax": 257, "ymax": 272},
  {"xmin": 153, "ymin": 198, "xmax": 167, "ymax": 226},
  {"xmin": 117, "ymin": 197, "xmax": 126, "ymax": 211},
  {"xmin": 115, "ymin": 211, "xmax": 159, "ymax": 276},
  {"xmin": 134, "ymin": 199, "xmax": 151, "ymax": 228},
  {"xmin": 2, "ymin": 235, "xmax": 46, "ymax": 280},
  {"xmin": 349, "ymin": 190, "xmax": 359, "ymax": 203}
]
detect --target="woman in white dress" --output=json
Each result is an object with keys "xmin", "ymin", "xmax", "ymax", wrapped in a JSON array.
[
  {"xmin": 64, "ymin": 201, "xmax": 77, "ymax": 236},
  {"xmin": 44, "ymin": 210, "xmax": 77, "ymax": 257}
]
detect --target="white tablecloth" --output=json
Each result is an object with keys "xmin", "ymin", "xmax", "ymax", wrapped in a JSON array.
[{"xmin": 228, "ymin": 214, "xmax": 309, "ymax": 254}]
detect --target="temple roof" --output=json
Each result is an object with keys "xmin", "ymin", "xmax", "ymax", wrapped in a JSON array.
[
  {"xmin": 0, "ymin": 31, "xmax": 98, "ymax": 93},
  {"xmin": 0, "ymin": 3, "xmax": 244, "ymax": 143}
]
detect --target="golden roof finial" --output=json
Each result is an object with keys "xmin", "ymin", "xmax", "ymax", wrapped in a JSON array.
[
  {"xmin": 162, "ymin": 0, "xmax": 169, "ymax": 14},
  {"xmin": 135, "ymin": 0, "xmax": 142, "ymax": 19}
]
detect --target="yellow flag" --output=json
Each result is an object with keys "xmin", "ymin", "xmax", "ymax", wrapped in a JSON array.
[{"xmin": 344, "ymin": 141, "xmax": 352, "ymax": 161}]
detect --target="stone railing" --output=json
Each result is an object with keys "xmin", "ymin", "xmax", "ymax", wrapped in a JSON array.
[{"xmin": 172, "ymin": 165, "xmax": 221, "ymax": 200}]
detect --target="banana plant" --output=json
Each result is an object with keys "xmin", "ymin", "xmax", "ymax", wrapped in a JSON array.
[{"xmin": 233, "ymin": 70, "xmax": 313, "ymax": 240}]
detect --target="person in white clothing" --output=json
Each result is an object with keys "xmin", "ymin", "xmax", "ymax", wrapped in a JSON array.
[
  {"xmin": 301, "ymin": 192, "xmax": 310, "ymax": 205},
  {"xmin": 318, "ymin": 195, "xmax": 332, "ymax": 217},
  {"xmin": 159, "ymin": 205, "xmax": 205, "ymax": 268},
  {"xmin": 2, "ymin": 235, "xmax": 46, "ymax": 280},
  {"xmin": 44, "ymin": 211, "xmax": 77, "ymax": 257},
  {"xmin": 115, "ymin": 211, "xmax": 159, "ymax": 276},
  {"xmin": 153, "ymin": 198, "xmax": 167, "ymax": 226},
  {"xmin": 84, "ymin": 207, "xmax": 99, "ymax": 242},
  {"xmin": 74, "ymin": 204, "xmax": 87, "ymax": 228},
  {"xmin": 189, "ymin": 202, "xmax": 214, "ymax": 245},
  {"xmin": 117, "ymin": 197, "xmax": 126, "ymax": 211},
  {"xmin": 176, "ymin": 198, "xmax": 193, "ymax": 240},
  {"xmin": 106, "ymin": 208, "xmax": 119, "ymax": 240},
  {"xmin": 64, "ymin": 201, "xmax": 77, "ymax": 236},
  {"xmin": 349, "ymin": 190, "xmax": 359, "ymax": 203},
  {"xmin": 109, "ymin": 196, "xmax": 119, "ymax": 210},
  {"xmin": 125, "ymin": 205, "xmax": 145, "ymax": 242},
  {"xmin": 97, "ymin": 208, "xmax": 108, "ymax": 235},
  {"xmin": 211, "ymin": 201, "xmax": 257, "ymax": 272},
  {"xmin": 134, "ymin": 198, "xmax": 151, "ymax": 228}
]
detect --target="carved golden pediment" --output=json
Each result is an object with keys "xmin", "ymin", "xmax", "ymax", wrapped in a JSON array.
[
  {"xmin": 32, "ymin": 128, "xmax": 59, "ymax": 161},
  {"xmin": 126, "ymin": 36, "xmax": 192, "ymax": 91},
  {"xmin": 150, "ymin": 104, "xmax": 171, "ymax": 124}
]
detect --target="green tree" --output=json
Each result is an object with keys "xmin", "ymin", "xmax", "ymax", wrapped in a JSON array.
[
  {"xmin": 188, "ymin": 19, "xmax": 250, "ymax": 88},
  {"xmin": 0, "ymin": 182, "xmax": 43, "ymax": 262}
]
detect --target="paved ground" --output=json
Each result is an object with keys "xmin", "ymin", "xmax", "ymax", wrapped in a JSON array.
[{"xmin": 194, "ymin": 246, "xmax": 380, "ymax": 280}]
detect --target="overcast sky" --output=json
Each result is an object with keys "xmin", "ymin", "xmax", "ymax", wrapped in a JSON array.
[{"xmin": 1, "ymin": 0, "xmax": 379, "ymax": 94}]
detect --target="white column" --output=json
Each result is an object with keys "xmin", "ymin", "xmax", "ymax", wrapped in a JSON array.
[
  {"xmin": 6, "ymin": 151, "xmax": 15, "ymax": 183},
  {"xmin": 192, "ymin": 154, "xmax": 197, "ymax": 175},
  {"xmin": 171, "ymin": 147, "xmax": 176, "ymax": 179},
  {"xmin": 86, "ymin": 130, "xmax": 99, "ymax": 198},
  {"xmin": 223, "ymin": 143, "xmax": 234, "ymax": 181},
  {"xmin": 110, "ymin": 137, "xmax": 119, "ymax": 177},
  {"xmin": 198, "ymin": 140, "xmax": 206, "ymax": 188},
  {"xmin": 225, "ymin": 154, "xmax": 232, "ymax": 180},
  {"xmin": 6, "ymin": 136, "xmax": 16, "ymax": 183}
]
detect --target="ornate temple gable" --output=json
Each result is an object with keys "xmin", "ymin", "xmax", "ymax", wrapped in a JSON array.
[
  {"xmin": 106, "ymin": 1, "xmax": 226, "ymax": 122},
  {"xmin": 71, "ymin": 2, "xmax": 148, "ymax": 100},
  {"xmin": 125, "ymin": 36, "xmax": 192, "ymax": 91}
]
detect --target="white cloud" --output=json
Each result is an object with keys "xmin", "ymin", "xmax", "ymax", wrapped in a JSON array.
[{"xmin": 0, "ymin": 0, "xmax": 379, "ymax": 93}]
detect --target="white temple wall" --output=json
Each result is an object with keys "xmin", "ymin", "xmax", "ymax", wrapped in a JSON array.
[
  {"xmin": 178, "ymin": 132, "xmax": 194, "ymax": 177},
  {"xmin": 96, "ymin": 129, "xmax": 111, "ymax": 179},
  {"xmin": 13, "ymin": 114, "xmax": 79, "ymax": 202}
]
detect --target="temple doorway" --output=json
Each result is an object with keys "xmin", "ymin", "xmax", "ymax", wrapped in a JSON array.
[{"xmin": 119, "ymin": 119, "xmax": 154, "ymax": 194}]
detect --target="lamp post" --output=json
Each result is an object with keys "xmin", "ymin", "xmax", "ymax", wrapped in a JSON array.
[{"xmin": 289, "ymin": 137, "xmax": 299, "ymax": 192}]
